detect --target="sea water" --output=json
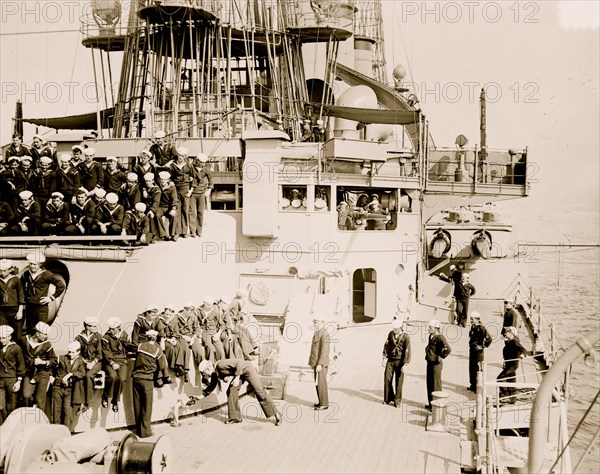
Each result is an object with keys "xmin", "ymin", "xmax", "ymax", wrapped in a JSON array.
[{"xmin": 517, "ymin": 209, "xmax": 599, "ymax": 472}]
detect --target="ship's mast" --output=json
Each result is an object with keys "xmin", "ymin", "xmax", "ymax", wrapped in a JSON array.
[{"xmin": 81, "ymin": 1, "xmax": 390, "ymax": 142}]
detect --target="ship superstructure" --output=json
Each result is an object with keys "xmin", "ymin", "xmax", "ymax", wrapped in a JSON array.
[{"xmin": 4, "ymin": 1, "xmax": 589, "ymax": 473}]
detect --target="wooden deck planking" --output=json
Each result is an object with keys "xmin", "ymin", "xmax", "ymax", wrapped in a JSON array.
[{"xmin": 107, "ymin": 298, "xmax": 546, "ymax": 474}]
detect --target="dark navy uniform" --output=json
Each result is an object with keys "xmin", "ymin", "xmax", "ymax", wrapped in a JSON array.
[
  {"xmin": 0, "ymin": 340, "xmax": 25, "ymax": 422},
  {"xmin": 0, "ymin": 202, "xmax": 15, "ymax": 236},
  {"xmin": 20, "ymin": 335, "xmax": 58, "ymax": 409},
  {"xmin": 122, "ymin": 210, "xmax": 151, "ymax": 244},
  {"xmin": 425, "ymin": 332, "xmax": 451, "ymax": 405},
  {"xmin": 189, "ymin": 165, "xmax": 212, "ymax": 237},
  {"xmin": 497, "ymin": 336, "xmax": 527, "ymax": 403},
  {"xmin": 132, "ymin": 341, "xmax": 168, "ymax": 437},
  {"xmin": 468, "ymin": 322, "xmax": 492, "ymax": 391},
  {"xmin": 30, "ymin": 169, "xmax": 56, "ymax": 206},
  {"xmin": 132, "ymin": 315, "xmax": 164, "ymax": 345},
  {"xmin": 9, "ymin": 199, "xmax": 41, "ymax": 236},
  {"xmin": 66, "ymin": 198, "xmax": 96, "ymax": 235},
  {"xmin": 94, "ymin": 203, "xmax": 124, "ymax": 235},
  {"xmin": 383, "ymin": 329, "xmax": 411, "ymax": 406},
  {"xmin": 102, "ymin": 329, "xmax": 131, "ymax": 407},
  {"xmin": 55, "ymin": 166, "xmax": 81, "ymax": 204},
  {"xmin": 52, "ymin": 354, "xmax": 86, "ymax": 432},
  {"xmin": 41, "ymin": 201, "xmax": 71, "ymax": 235},
  {"xmin": 206, "ymin": 359, "xmax": 278, "ymax": 422},
  {"xmin": 0, "ymin": 274, "xmax": 24, "ymax": 339},
  {"xmin": 198, "ymin": 304, "xmax": 225, "ymax": 362},
  {"xmin": 21, "ymin": 268, "xmax": 65, "ymax": 331},
  {"xmin": 75, "ymin": 331, "xmax": 103, "ymax": 406},
  {"xmin": 78, "ymin": 161, "xmax": 104, "ymax": 192}
]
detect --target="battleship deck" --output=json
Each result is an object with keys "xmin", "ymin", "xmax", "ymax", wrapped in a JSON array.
[{"xmin": 108, "ymin": 300, "xmax": 539, "ymax": 473}]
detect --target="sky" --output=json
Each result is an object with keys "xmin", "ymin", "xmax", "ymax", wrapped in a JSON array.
[{"xmin": 1, "ymin": 0, "xmax": 598, "ymax": 216}]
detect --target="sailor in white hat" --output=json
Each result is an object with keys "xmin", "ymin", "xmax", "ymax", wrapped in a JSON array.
[
  {"xmin": 41, "ymin": 191, "xmax": 70, "ymax": 236},
  {"xmin": 102, "ymin": 317, "xmax": 128, "ymax": 411},
  {"xmin": 132, "ymin": 304, "xmax": 161, "ymax": 345},
  {"xmin": 75, "ymin": 316, "xmax": 103, "ymax": 412},
  {"xmin": 55, "ymin": 153, "xmax": 80, "ymax": 204},
  {"xmin": 22, "ymin": 254, "xmax": 65, "ymax": 334},
  {"xmin": 467, "ymin": 311, "xmax": 492, "ymax": 392},
  {"xmin": 498, "ymin": 325, "xmax": 527, "ymax": 404},
  {"xmin": 155, "ymin": 170, "xmax": 180, "ymax": 241},
  {"xmin": 383, "ymin": 319, "xmax": 410, "ymax": 407},
  {"xmin": 54, "ymin": 339, "xmax": 84, "ymax": 430},
  {"xmin": 132, "ymin": 326, "xmax": 169, "ymax": 437},
  {"xmin": 19, "ymin": 155, "xmax": 33, "ymax": 181},
  {"xmin": 199, "ymin": 296, "xmax": 225, "ymax": 362},
  {"xmin": 11, "ymin": 189, "xmax": 40, "ymax": 235},
  {"xmin": 177, "ymin": 302, "xmax": 205, "ymax": 374},
  {"xmin": 150, "ymin": 130, "xmax": 175, "ymax": 167},
  {"xmin": 81, "ymin": 147, "xmax": 105, "ymax": 192},
  {"xmin": 0, "ymin": 260, "xmax": 24, "ymax": 338},
  {"xmin": 123, "ymin": 201, "xmax": 151, "ymax": 245},
  {"xmin": 0, "ymin": 325, "xmax": 24, "ymax": 416},
  {"xmin": 21, "ymin": 321, "xmax": 56, "ymax": 409},
  {"xmin": 425, "ymin": 319, "xmax": 451, "ymax": 409},
  {"xmin": 190, "ymin": 152, "xmax": 212, "ymax": 237},
  {"xmin": 97, "ymin": 192, "xmax": 124, "ymax": 235}
]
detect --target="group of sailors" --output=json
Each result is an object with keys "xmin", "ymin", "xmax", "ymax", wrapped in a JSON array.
[
  {"xmin": 336, "ymin": 193, "xmax": 391, "ymax": 231},
  {"xmin": 0, "ymin": 267, "xmax": 262, "ymax": 436},
  {"xmin": 0, "ymin": 131, "xmax": 213, "ymax": 243}
]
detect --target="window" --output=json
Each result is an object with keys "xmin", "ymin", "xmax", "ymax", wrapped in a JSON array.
[
  {"xmin": 336, "ymin": 188, "xmax": 398, "ymax": 231},
  {"xmin": 352, "ymin": 268, "xmax": 377, "ymax": 323},
  {"xmin": 280, "ymin": 185, "xmax": 307, "ymax": 211}
]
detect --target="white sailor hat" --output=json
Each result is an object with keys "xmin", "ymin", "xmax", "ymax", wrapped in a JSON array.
[
  {"xmin": 176, "ymin": 147, "xmax": 188, "ymax": 156},
  {"xmin": 158, "ymin": 171, "xmax": 171, "ymax": 180},
  {"xmin": 154, "ymin": 131, "xmax": 166, "ymax": 139},
  {"xmin": 145, "ymin": 304, "xmax": 159, "ymax": 313},
  {"xmin": 72, "ymin": 145, "xmax": 84, "ymax": 152},
  {"xmin": 59, "ymin": 153, "xmax": 71, "ymax": 163},
  {"xmin": 198, "ymin": 360, "xmax": 212, "ymax": 373},
  {"xmin": 163, "ymin": 304, "xmax": 175, "ymax": 311},
  {"xmin": 184, "ymin": 301, "xmax": 196, "ymax": 309},
  {"xmin": 203, "ymin": 296, "xmax": 215, "ymax": 306},
  {"xmin": 84, "ymin": 316, "xmax": 99, "ymax": 326},
  {"xmin": 75, "ymin": 188, "xmax": 89, "ymax": 197},
  {"xmin": 35, "ymin": 322, "xmax": 50, "ymax": 335},
  {"xmin": 39, "ymin": 157, "xmax": 53, "ymax": 165},
  {"xmin": 127, "ymin": 172, "xmax": 138, "ymax": 182},
  {"xmin": 105, "ymin": 193, "xmax": 119, "ymax": 204},
  {"xmin": 107, "ymin": 317, "xmax": 122, "ymax": 328},
  {"xmin": 140, "ymin": 150, "xmax": 152, "ymax": 157},
  {"xmin": 83, "ymin": 147, "xmax": 96, "ymax": 156},
  {"xmin": 106, "ymin": 156, "xmax": 117, "ymax": 162},
  {"xmin": 196, "ymin": 153, "xmax": 208, "ymax": 163},
  {"xmin": 391, "ymin": 319, "xmax": 402, "ymax": 329},
  {"xmin": 146, "ymin": 329, "xmax": 159, "ymax": 337},
  {"xmin": 143, "ymin": 172, "xmax": 155, "ymax": 181},
  {"xmin": 505, "ymin": 326, "xmax": 517, "ymax": 335},
  {"xmin": 0, "ymin": 325, "xmax": 14, "ymax": 338},
  {"xmin": 32, "ymin": 134, "xmax": 44, "ymax": 141},
  {"xmin": 51, "ymin": 192, "xmax": 64, "ymax": 199},
  {"xmin": 428, "ymin": 319, "xmax": 441, "ymax": 329},
  {"xmin": 7, "ymin": 156, "xmax": 20, "ymax": 163},
  {"xmin": 470, "ymin": 311, "xmax": 481, "ymax": 321},
  {"xmin": 449, "ymin": 264, "xmax": 456, "ymax": 270},
  {"xmin": 20, "ymin": 155, "xmax": 32, "ymax": 163},
  {"xmin": 134, "ymin": 202, "xmax": 147, "ymax": 212},
  {"xmin": 0, "ymin": 259, "xmax": 13, "ymax": 271},
  {"xmin": 94, "ymin": 188, "xmax": 107, "ymax": 198},
  {"xmin": 26, "ymin": 253, "xmax": 46, "ymax": 264},
  {"xmin": 67, "ymin": 341, "xmax": 81, "ymax": 352}
]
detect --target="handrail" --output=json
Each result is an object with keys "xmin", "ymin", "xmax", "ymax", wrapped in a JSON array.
[{"xmin": 528, "ymin": 328, "xmax": 600, "ymax": 473}]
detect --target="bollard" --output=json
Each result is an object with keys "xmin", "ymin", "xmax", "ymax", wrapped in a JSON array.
[{"xmin": 427, "ymin": 391, "xmax": 450, "ymax": 432}]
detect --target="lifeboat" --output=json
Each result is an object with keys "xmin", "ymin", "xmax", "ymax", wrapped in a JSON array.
[
  {"xmin": 430, "ymin": 229, "xmax": 451, "ymax": 258},
  {"xmin": 471, "ymin": 230, "xmax": 492, "ymax": 259}
]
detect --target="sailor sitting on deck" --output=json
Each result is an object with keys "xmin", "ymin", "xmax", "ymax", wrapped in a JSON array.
[
  {"xmin": 74, "ymin": 317, "xmax": 103, "ymax": 414},
  {"xmin": 160, "ymin": 305, "xmax": 190, "ymax": 382}
]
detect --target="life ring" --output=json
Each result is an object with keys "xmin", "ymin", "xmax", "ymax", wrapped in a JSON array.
[{"xmin": 430, "ymin": 229, "xmax": 451, "ymax": 257}]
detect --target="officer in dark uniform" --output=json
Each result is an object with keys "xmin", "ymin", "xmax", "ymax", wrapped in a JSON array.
[
  {"xmin": 0, "ymin": 259, "xmax": 25, "ymax": 339},
  {"xmin": 455, "ymin": 274, "xmax": 476, "ymax": 327},
  {"xmin": 425, "ymin": 319, "xmax": 451, "ymax": 408},
  {"xmin": 502, "ymin": 300, "xmax": 520, "ymax": 335},
  {"xmin": 382, "ymin": 319, "xmax": 411, "ymax": 407},
  {"xmin": 309, "ymin": 316, "xmax": 330, "ymax": 410},
  {"xmin": 468, "ymin": 312, "xmax": 492, "ymax": 392},
  {"xmin": 132, "ymin": 329, "xmax": 169, "ymax": 438},
  {"xmin": 200, "ymin": 359, "xmax": 282, "ymax": 426}
]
